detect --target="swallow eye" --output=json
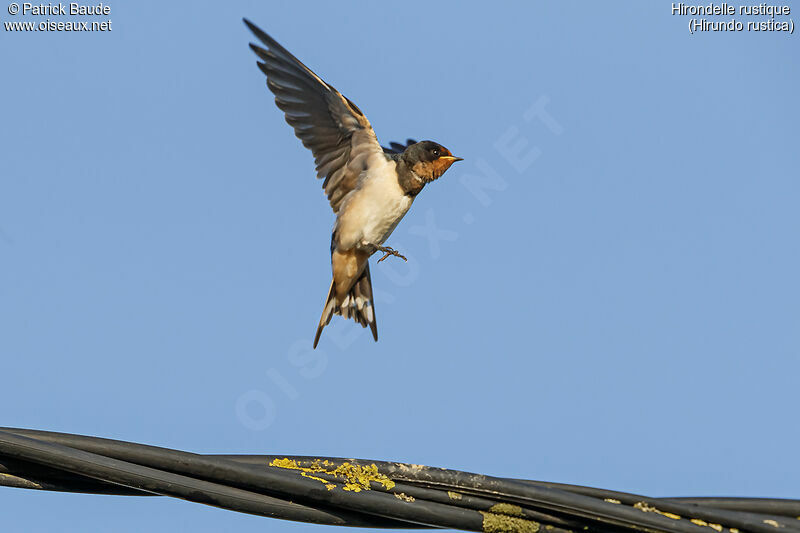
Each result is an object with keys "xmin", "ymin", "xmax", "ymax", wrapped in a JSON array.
[{"xmin": 432, "ymin": 148, "xmax": 440, "ymax": 157}]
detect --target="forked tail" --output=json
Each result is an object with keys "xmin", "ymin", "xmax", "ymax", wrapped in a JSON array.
[{"xmin": 313, "ymin": 264, "xmax": 378, "ymax": 349}]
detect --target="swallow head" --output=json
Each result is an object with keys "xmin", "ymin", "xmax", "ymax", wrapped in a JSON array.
[{"xmin": 403, "ymin": 141, "xmax": 463, "ymax": 183}]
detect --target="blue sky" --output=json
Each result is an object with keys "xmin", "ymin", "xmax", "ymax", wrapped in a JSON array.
[{"xmin": 1, "ymin": 1, "xmax": 798, "ymax": 531}]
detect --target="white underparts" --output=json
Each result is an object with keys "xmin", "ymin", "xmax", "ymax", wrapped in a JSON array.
[{"xmin": 335, "ymin": 158, "xmax": 414, "ymax": 250}]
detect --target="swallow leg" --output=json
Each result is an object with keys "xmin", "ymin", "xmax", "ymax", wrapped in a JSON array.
[{"xmin": 374, "ymin": 245, "xmax": 407, "ymax": 263}]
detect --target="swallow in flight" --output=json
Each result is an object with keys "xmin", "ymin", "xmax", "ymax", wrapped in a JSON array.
[{"xmin": 245, "ymin": 19, "xmax": 462, "ymax": 348}]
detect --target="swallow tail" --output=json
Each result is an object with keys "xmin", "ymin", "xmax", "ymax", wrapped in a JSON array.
[{"xmin": 313, "ymin": 264, "xmax": 378, "ymax": 348}]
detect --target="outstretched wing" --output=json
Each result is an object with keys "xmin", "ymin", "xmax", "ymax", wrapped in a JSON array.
[
  {"xmin": 245, "ymin": 19, "xmax": 385, "ymax": 213},
  {"xmin": 382, "ymin": 138, "xmax": 418, "ymax": 155}
]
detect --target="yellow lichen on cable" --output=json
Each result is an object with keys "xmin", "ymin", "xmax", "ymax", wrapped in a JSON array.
[
  {"xmin": 267, "ymin": 458, "xmax": 335, "ymax": 489},
  {"xmin": 481, "ymin": 510, "xmax": 540, "ymax": 533},
  {"xmin": 690, "ymin": 519, "xmax": 723, "ymax": 532},
  {"xmin": 270, "ymin": 457, "xmax": 301, "ymax": 469},
  {"xmin": 634, "ymin": 501, "xmax": 682, "ymax": 520},
  {"xmin": 334, "ymin": 462, "xmax": 395, "ymax": 492},
  {"xmin": 268, "ymin": 458, "xmax": 395, "ymax": 492},
  {"xmin": 635, "ymin": 501, "xmax": 729, "ymax": 531},
  {"xmin": 489, "ymin": 504, "xmax": 524, "ymax": 517}
]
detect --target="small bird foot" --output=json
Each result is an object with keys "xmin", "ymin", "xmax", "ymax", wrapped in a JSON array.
[{"xmin": 375, "ymin": 245, "xmax": 407, "ymax": 263}]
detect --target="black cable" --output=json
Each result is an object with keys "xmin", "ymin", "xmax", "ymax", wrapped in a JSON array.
[
  {"xmin": 0, "ymin": 430, "xmax": 418, "ymax": 529},
  {"xmin": 0, "ymin": 429, "xmax": 499, "ymax": 531},
  {"xmin": 0, "ymin": 456, "xmax": 150, "ymax": 495},
  {"xmin": 205, "ymin": 461, "xmax": 800, "ymax": 533},
  {"xmin": 243, "ymin": 455, "xmax": 800, "ymax": 533},
  {"xmin": 2, "ymin": 427, "xmax": 798, "ymax": 533},
  {"xmin": 664, "ymin": 498, "xmax": 800, "ymax": 517}
]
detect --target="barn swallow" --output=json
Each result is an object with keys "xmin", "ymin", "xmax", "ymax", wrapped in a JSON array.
[{"xmin": 245, "ymin": 19, "xmax": 462, "ymax": 348}]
